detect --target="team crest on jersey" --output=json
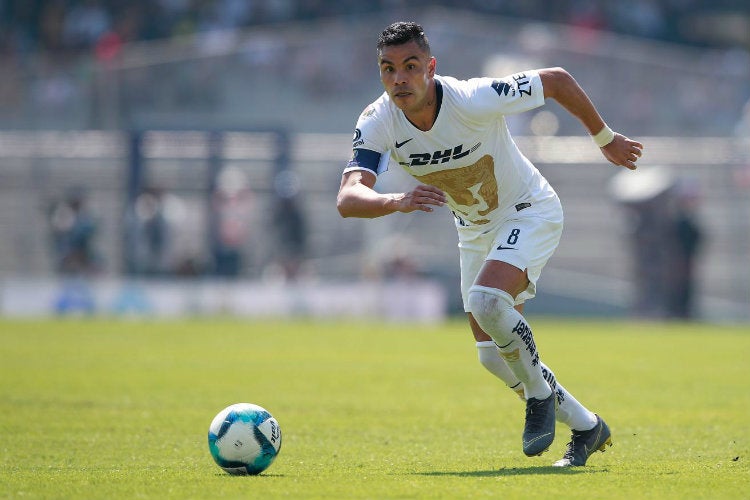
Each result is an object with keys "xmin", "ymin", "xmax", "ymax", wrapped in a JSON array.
[
  {"xmin": 352, "ymin": 128, "xmax": 364, "ymax": 148},
  {"xmin": 410, "ymin": 154, "xmax": 498, "ymax": 225}
]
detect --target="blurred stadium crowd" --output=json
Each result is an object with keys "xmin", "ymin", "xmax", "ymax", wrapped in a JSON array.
[
  {"xmin": 2, "ymin": 1, "xmax": 749, "ymax": 136},
  {"xmin": 1, "ymin": 0, "xmax": 748, "ymax": 58},
  {"xmin": 0, "ymin": 1, "xmax": 748, "ymax": 320}
]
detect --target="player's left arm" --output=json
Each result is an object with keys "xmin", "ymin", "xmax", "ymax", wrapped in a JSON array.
[{"xmin": 539, "ymin": 67, "xmax": 643, "ymax": 170}]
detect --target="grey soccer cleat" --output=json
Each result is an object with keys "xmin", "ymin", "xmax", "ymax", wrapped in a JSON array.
[
  {"xmin": 522, "ymin": 392, "xmax": 556, "ymax": 456},
  {"xmin": 553, "ymin": 414, "xmax": 612, "ymax": 467}
]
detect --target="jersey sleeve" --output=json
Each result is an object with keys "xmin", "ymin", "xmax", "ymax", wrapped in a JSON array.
[
  {"xmin": 465, "ymin": 70, "xmax": 545, "ymax": 117},
  {"xmin": 343, "ymin": 102, "xmax": 392, "ymax": 176}
]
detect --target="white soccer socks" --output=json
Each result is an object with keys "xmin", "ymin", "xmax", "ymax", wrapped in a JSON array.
[
  {"xmin": 476, "ymin": 340, "xmax": 526, "ymax": 400},
  {"xmin": 470, "ymin": 285, "xmax": 598, "ymax": 432},
  {"xmin": 468, "ymin": 285, "xmax": 551, "ymax": 400},
  {"xmin": 476, "ymin": 341, "xmax": 596, "ymax": 430}
]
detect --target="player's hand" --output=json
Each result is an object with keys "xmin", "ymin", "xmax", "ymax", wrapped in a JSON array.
[
  {"xmin": 601, "ymin": 134, "xmax": 643, "ymax": 170},
  {"xmin": 397, "ymin": 184, "xmax": 447, "ymax": 213}
]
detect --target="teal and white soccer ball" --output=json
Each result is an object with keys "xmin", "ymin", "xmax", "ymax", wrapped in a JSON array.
[{"xmin": 207, "ymin": 403, "xmax": 282, "ymax": 475}]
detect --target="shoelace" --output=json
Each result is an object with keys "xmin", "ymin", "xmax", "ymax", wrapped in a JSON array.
[
  {"xmin": 561, "ymin": 439, "xmax": 577, "ymax": 460},
  {"xmin": 525, "ymin": 398, "xmax": 550, "ymax": 432},
  {"xmin": 563, "ymin": 429, "xmax": 590, "ymax": 459}
]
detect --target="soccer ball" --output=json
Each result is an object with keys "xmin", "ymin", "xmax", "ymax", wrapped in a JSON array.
[{"xmin": 207, "ymin": 403, "xmax": 282, "ymax": 475}]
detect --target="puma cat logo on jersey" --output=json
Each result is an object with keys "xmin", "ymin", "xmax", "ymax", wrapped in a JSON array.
[{"xmin": 400, "ymin": 142, "xmax": 481, "ymax": 167}]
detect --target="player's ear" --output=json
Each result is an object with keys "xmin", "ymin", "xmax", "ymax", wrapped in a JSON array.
[{"xmin": 428, "ymin": 57, "xmax": 436, "ymax": 77}]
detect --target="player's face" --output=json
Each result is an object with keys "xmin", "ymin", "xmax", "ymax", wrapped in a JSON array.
[{"xmin": 378, "ymin": 41, "xmax": 435, "ymax": 114}]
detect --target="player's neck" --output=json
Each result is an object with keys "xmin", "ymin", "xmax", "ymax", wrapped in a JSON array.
[{"xmin": 404, "ymin": 80, "xmax": 438, "ymax": 132}]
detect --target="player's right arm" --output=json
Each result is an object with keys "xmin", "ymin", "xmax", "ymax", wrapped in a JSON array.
[
  {"xmin": 337, "ymin": 169, "xmax": 446, "ymax": 218},
  {"xmin": 339, "ymin": 98, "xmax": 447, "ymax": 218}
]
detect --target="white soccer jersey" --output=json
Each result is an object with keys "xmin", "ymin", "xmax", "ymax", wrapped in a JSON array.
[{"xmin": 345, "ymin": 71, "xmax": 560, "ymax": 240}]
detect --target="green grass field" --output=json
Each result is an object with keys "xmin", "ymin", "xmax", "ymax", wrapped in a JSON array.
[{"xmin": 1, "ymin": 317, "xmax": 748, "ymax": 499}]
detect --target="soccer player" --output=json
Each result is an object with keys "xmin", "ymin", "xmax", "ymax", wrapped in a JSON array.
[{"xmin": 337, "ymin": 21, "xmax": 643, "ymax": 466}]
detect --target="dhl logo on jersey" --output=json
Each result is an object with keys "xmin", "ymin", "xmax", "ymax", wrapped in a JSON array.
[{"xmin": 399, "ymin": 142, "xmax": 481, "ymax": 168}]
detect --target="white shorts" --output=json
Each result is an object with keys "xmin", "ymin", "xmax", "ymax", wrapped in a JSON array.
[{"xmin": 459, "ymin": 203, "xmax": 563, "ymax": 310}]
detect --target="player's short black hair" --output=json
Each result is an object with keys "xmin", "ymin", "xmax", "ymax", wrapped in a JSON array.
[{"xmin": 377, "ymin": 21, "xmax": 431, "ymax": 55}]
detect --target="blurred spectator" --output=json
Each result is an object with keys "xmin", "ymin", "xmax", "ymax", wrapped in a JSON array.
[
  {"xmin": 736, "ymin": 97, "xmax": 750, "ymax": 138},
  {"xmin": 210, "ymin": 165, "xmax": 253, "ymax": 277},
  {"xmin": 610, "ymin": 0, "xmax": 667, "ymax": 39},
  {"xmin": 665, "ymin": 179, "xmax": 703, "ymax": 318},
  {"xmin": 567, "ymin": 0, "xmax": 608, "ymax": 31},
  {"xmin": 610, "ymin": 166, "xmax": 705, "ymax": 319},
  {"xmin": 63, "ymin": 0, "xmax": 111, "ymax": 50},
  {"xmin": 37, "ymin": 0, "xmax": 66, "ymax": 52},
  {"xmin": 610, "ymin": 167, "xmax": 674, "ymax": 318},
  {"xmin": 271, "ymin": 170, "xmax": 308, "ymax": 281},
  {"xmin": 48, "ymin": 186, "xmax": 101, "ymax": 276},
  {"xmin": 125, "ymin": 186, "xmax": 176, "ymax": 276},
  {"xmin": 94, "ymin": 29, "xmax": 122, "ymax": 61}
]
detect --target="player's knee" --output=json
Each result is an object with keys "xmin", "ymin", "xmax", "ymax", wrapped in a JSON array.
[{"xmin": 467, "ymin": 285, "xmax": 515, "ymax": 328}]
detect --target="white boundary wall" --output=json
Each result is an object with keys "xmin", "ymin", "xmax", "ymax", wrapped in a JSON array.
[{"xmin": 0, "ymin": 278, "xmax": 448, "ymax": 323}]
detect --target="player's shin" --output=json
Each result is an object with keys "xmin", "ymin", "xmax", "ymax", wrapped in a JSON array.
[
  {"xmin": 539, "ymin": 361, "xmax": 598, "ymax": 431},
  {"xmin": 477, "ymin": 340, "xmax": 597, "ymax": 430},
  {"xmin": 468, "ymin": 286, "xmax": 551, "ymax": 400},
  {"xmin": 476, "ymin": 340, "xmax": 525, "ymax": 400}
]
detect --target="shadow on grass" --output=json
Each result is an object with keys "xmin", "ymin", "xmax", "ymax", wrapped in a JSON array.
[
  {"xmin": 411, "ymin": 466, "xmax": 598, "ymax": 477},
  {"xmin": 214, "ymin": 473, "xmax": 286, "ymax": 478}
]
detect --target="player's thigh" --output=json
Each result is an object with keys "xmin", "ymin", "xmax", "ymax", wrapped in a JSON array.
[
  {"xmin": 459, "ymin": 222, "xmax": 538, "ymax": 308},
  {"xmin": 481, "ymin": 216, "xmax": 563, "ymax": 301},
  {"xmin": 459, "ymin": 235, "xmax": 493, "ymax": 312},
  {"xmin": 474, "ymin": 260, "xmax": 529, "ymax": 298}
]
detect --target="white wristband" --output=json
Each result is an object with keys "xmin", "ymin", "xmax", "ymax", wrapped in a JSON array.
[{"xmin": 592, "ymin": 125, "xmax": 615, "ymax": 148}]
